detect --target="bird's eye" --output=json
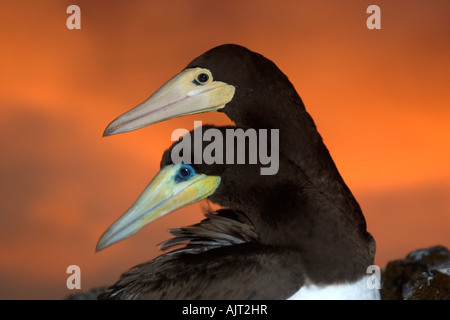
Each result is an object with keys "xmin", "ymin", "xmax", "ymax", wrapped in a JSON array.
[
  {"xmin": 179, "ymin": 167, "xmax": 190, "ymax": 177},
  {"xmin": 175, "ymin": 164, "xmax": 194, "ymax": 182},
  {"xmin": 196, "ymin": 73, "xmax": 209, "ymax": 84}
]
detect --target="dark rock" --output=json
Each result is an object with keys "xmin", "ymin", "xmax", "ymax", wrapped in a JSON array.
[{"xmin": 381, "ymin": 245, "xmax": 450, "ymax": 300}]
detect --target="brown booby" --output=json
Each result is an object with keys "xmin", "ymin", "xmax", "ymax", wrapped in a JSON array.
[{"xmin": 97, "ymin": 126, "xmax": 379, "ymax": 299}]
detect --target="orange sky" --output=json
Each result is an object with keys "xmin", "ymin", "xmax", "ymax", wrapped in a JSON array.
[{"xmin": 0, "ymin": 1, "xmax": 449, "ymax": 299}]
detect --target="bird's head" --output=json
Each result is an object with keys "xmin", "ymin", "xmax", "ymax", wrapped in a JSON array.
[{"xmin": 103, "ymin": 44, "xmax": 298, "ymax": 136}]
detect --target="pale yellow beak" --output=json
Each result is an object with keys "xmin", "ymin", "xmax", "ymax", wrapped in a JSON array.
[
  {"xmin": 103, "ymin": 68, "xmax": 235, "ymax": 136},
  {"xmin": 96, "ymin": 164, "xmax": 221, "ymax": 251}
]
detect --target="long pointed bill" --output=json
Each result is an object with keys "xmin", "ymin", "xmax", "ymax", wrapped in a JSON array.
[
  {"xmin": 103, "ymin": 67, "xmax": 235, "ymax": 136},
  {"xmin": 96, "ymin": 164, "xmax": 221, "ymax": 251}
]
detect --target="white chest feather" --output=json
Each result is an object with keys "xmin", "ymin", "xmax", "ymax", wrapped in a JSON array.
[{"xmin": 288, "ymin": 276, "xmax": 381, "ymax": 300}]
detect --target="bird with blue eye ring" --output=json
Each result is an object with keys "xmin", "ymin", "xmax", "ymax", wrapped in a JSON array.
[{"xmin": 97, "ymin": 160, "xmax": 221, "ymax": 254}]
